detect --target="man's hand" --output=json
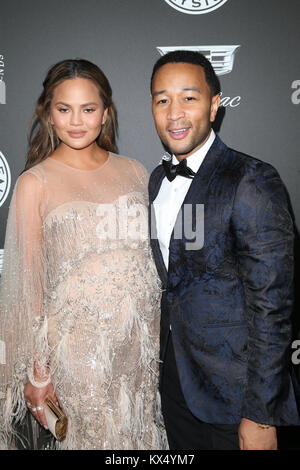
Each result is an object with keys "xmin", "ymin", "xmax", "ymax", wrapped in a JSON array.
[{"xmin": 238, "ymin": 418, "xmax": 277, "ymax": 450}]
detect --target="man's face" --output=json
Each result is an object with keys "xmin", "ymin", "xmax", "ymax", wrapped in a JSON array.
[{"xmin": 151, "ymin": 62, "xmax": 220, "ymax": 160}]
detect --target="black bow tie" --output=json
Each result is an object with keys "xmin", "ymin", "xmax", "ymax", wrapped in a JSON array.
[{"xmin": 162, "ymin": 157, "xmax": 195, "ymax": 182}]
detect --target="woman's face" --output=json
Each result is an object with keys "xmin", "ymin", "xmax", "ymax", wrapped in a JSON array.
[{"xmin": 50, "ymin": 77, "xmax": 108, "ymax": 150}]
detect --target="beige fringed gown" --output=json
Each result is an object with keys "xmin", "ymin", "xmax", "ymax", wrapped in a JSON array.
[{"xmin": 0, "ymin": 153, "xmax": 166, "ymax": 450}]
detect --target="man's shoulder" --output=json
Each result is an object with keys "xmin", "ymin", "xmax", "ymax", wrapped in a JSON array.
[
  {"xmin": 149, "ymin": 162, "xmax": 164, "ymax": 185},
  {"xmin": 219, "ymin": 138, "xmax": 279, "ymax": 179},
  {"xmin": 150, "ymin": 160, "xmax": 164, "ymax": 174},
  {"xmin": 216, "ymin": 141, "xmax": 287, "ymax": 207}
]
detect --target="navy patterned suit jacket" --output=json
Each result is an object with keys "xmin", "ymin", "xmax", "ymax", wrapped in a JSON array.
[{"xmin": 149, "ymin": 135, "xmax": 299, "ymax": 425}]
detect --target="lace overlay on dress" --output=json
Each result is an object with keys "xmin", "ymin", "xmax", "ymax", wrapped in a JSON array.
[{"xmin": 0, "ymin": 153, "xmax": 167, "ymax": 449}]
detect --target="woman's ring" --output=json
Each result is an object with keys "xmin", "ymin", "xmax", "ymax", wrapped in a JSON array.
[
  {"xmin": 36, "ymin": 406, "xmax": 43, "ymax": 411},
  {"xmin": 31, "ymin": 407, "xmax": 37, "ymax": 412}
]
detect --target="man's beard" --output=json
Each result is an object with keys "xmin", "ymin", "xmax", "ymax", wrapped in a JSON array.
[{"xmin": 160, "ymin": 129, "xmax": 211, "ymax": 157}]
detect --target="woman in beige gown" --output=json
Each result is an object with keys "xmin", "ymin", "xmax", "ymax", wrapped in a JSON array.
[{"xmin": 0, "ymin": 59, "xmax": 166, "ymax": 450}]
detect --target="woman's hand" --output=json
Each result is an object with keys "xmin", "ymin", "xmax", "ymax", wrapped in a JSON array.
[{"xmin": 24, "ymin": 381, "xmax": 58, "ymax": 429}]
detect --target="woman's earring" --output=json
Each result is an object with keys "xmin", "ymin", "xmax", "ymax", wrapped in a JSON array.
[{"xmin": 47, "ymin": 121, "xmax": 56, "ymax": 151}]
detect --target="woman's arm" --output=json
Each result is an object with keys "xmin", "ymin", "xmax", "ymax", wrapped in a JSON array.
[{"xmin": 15, "ymin": 172, "xmax": 57, "ymax": 428}]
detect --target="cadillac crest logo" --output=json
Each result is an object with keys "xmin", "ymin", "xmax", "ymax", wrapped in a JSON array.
[
  {"xmin": 157, "ymin": 45, "xmax": 240, "ymax": 76},
  {"xmin": 0, "ymin": 151, "xmax": 11, "ymax": 208},
  {"xmin": 163, "ymin": 0, "xmax": 229, "ymax": 15},
  {"xmin": 156, "ymin": 45, "xmax": 242, "ymax": 107}
]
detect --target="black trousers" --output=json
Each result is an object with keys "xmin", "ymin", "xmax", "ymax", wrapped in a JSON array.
[{"xmin": 161, "ymin": 333, "xmax": 240, "ymax": 450}]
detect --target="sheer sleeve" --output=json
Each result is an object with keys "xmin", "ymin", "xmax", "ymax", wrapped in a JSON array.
[
  {"xmin": 130, "ymin": 159, "xmax": 149, "ymax": 188},
  {"xmin": 0, "ymin": 170, "xmax": 48, "ymax": 447}
]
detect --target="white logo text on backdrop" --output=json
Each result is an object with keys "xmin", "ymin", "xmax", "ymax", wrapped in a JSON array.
[
  {"xmin": 163, "ymin": 0, "xmax": 229, "ymax": 15},
  {"xmin": 0, "ymin": 55, "xmax": 5, "ymax": 105},
  {"xmin": 0, "ymin": 151, "xmax": 11, "ymax": 274},
  {"xmin": 157, "ymin": 45, "xmax": 241, "ymax": 107},
  {"xmin": 0, "ymin": 151, "xmax": 11, "ymax": 208}
]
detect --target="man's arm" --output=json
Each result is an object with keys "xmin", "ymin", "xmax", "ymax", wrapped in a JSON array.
[{"xmin": 232, "ymin": 161, "xmax": 297, "ymax": 447}]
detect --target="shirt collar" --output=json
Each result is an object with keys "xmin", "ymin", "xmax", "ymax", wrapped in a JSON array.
[{"xmin": 172, "ymin": 129, "xmax": 216, "ymax": 173}]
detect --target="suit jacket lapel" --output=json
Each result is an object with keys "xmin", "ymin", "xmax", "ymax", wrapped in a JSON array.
[
  {"xmin": 149, "ymin": 136, "xmax": 227, "ymax": 289},
  {"xmin": 169, "ymin": 135, "xmax": 227, "ymax": 260},
  {"xmin": 149, "ymin": 166, "xmax": 168, "ymax": 288},
  {"xmin": 185, "ymin": 135, "xmax": 225, "ymax": 204}
]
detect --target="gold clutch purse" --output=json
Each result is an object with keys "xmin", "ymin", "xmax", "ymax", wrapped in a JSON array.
[{"xmin": 43, "ymin": 398, "xmax": 68, "ymax": 441}]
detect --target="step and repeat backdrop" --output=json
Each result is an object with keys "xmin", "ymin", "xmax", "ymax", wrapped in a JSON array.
[{"xmin": 1, "ymin": 0, "xmax": 300, "ymax": 335}]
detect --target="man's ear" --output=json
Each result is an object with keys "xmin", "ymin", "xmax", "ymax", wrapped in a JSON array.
[
  {"xmin": 150, "ymin": 95, "xmax": 154, "ymax": 110},
  {"xmin": 210, "ymin": 93, "xmax": 221, "ymax": 123}
]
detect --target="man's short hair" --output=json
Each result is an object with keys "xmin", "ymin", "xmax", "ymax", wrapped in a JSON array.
[{"xmin": 150, "ymin": 50, "xmax": 221, "ymax": 96}]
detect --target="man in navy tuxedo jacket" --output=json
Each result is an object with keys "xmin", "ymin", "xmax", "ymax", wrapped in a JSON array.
[{"xmin": 148, "ymin": 50, "xmax": 299, "ymax": 450}]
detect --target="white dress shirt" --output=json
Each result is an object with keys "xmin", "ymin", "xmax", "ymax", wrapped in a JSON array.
[{"xmin": 153, "ymin": 130, "xmax": 216, "ymax": 270}]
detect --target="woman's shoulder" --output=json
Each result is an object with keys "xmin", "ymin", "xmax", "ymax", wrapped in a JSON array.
[
  {"xmin": 17, "ymin": 168, "xmax": 41, "ymax": 186},
  {"xmin": 15, "ymin": 160, "xmax": 51, "ymax": 197},
  {"xmin": 109, "ymin": 152, "xmax": 148, "ymax": 181}
]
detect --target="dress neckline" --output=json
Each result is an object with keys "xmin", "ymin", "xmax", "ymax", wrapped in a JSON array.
[{"xmin": 47, "ymin": 152, "xmax": 111, "ymax": 172}]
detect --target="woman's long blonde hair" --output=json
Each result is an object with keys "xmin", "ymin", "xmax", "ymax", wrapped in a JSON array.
[{"xmin": 24, "ymin": 59, "xmax": 118, "ymax": 171}]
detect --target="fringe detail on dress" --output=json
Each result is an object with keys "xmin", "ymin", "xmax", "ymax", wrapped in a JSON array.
[
  {"xmin": 95, "ymin": 334, "xmax": 113, "ymax": 391},
  {"xmin": 118, "ymin": 377, "xmax": 132, "ymax": 434},
  {"xmin": 34, "ymin": 316, "xmax": 50, "ymax": 377},
  {"xmin": 51, "ymin": 332, "xmax": 70, "ymax": 380},
  {"xmin": 0, "ymin": 383, "xmax": 28, "ymax": 449},
  {"xmin": 104, "ymin": 412, "xmax": 121, "ymax": 450},
  {"xmin": 140, "ymin": 322, "xmax": 153, "ymax": 369},
  {"xmin": 121, "ymin": 296, "xmax": 140, "ymax": 340},
  {"xmin": 154, "ymin": 389, "xmax": 169, "ymax": 449},
  {"xmin": 121, "ymin": 295, "xmax": 158, "ymax": 371},
  {"xmin": 133, "ymin": 391, "xmax": 145, "ymax": 442}
]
